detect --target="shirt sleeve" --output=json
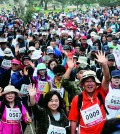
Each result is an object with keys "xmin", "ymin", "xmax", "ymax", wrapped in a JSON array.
[{"xmin": 68, "ymin": 95, "xmax": 79, "ymax": 122}]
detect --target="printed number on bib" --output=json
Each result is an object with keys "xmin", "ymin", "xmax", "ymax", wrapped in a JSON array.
[
  {"xmin": 20, "ymin": 84, "xmax": 29, "ymax": 95},
  {"xmin": 81, "ymin": 104, "xmax": 103, "ymax": 127},
  {"xmin": 6, "ymin": 108, "xmax": 22, "ymax": 121},
  {"xmin": 47, "ymin": 124, "xmax": 66, "ymax": 134},
  {"xmin": 108, "ymin": 96, "xmax": 120, "ymax": 110}
]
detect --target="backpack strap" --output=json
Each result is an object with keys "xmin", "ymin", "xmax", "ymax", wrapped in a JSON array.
[
  {"xmin": 97, "ymin": 92, "xmax": 109, "ymax": 115},
  {"xmin": 77, "ymin": 93, "xmax": 83, "ymax": 123}
]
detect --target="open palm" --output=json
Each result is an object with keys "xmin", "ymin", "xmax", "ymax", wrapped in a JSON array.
[
  {"xmin": 95, "ymin": 51, "xmax": 107, "ymax": 64},
  {"xmin": 28, "ymin": 84, "xmax": 36, "ymax": 97}
]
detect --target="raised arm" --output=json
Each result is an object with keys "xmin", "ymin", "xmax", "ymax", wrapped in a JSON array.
[
  {"xmin": 95, "ymin": 51, "xmax": 110, "ymax": 91},
  {"xmin": 28, "ymin": 84, "xmax": 36, "ymax": 105},
  {"xmin": 64, "ymin": 58, "xmax": 74, "ymax": 79}
]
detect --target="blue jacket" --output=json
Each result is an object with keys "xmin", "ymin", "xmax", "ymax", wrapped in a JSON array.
[{"xmin": 11, "ymin": 71, "xmax": 30, "ymax": 90}]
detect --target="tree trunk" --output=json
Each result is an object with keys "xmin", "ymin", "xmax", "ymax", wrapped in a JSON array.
[
  {"xmin": 40, "ymin": 0, "xmax": 44, "ymax": 7},
  {"xmin": 44, "ymin": 0, "xmax": 48, "ymax": 10}
]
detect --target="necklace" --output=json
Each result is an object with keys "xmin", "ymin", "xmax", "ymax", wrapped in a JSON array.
[{"xmin": 86, "ymin": 93, "xmax": 94, "ymax": 103}]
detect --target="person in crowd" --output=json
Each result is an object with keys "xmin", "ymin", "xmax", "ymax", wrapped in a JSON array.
[
  {"xmin": 47, "ymin": 59, "xmax": 58, "ymax": 79},
  {"xmin": 28, "ymin": 85, "xmax": 69, "ymax": 134},
  {"xmin": 68, "ymin": 51, "xmax": 110, "ymax": 134},
  {"xmin": 0, "ymin": 85, "xmax": 32, "ymax": 134},
  {"xmin": 105, "ymin": 70, "xmax": 120, "ymax": 119}
]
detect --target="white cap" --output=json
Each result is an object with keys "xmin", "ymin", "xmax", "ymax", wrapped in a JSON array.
[
  {"xmin": 31, "ymin": 50, "xmax": 42, "ymax": 60},
  {"xmin": 29, "ymin": 46, "xmax": 36, "ymax": 51}
]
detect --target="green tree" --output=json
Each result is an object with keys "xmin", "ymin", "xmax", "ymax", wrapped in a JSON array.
[{"xmin": 98, "ymin": 0, "xmax": 119, "ymax": 6}]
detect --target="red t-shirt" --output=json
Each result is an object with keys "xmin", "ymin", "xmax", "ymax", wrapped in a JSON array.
[{"xmin": 68, "ymin": 85, "xmax": 107, "ymax": 134}]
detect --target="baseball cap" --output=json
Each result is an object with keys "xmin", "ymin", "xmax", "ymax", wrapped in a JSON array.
[
  {"xmin": 81, "ymin": 36, "xmax": 87, "ymax": 40},
  {"xmin": 76, "ymin": 63, "xmax": 90, "ymax": 74},
  {"xmin": 111, "ymin": 70, "xmax": 120, "ymax": 78},
  {"xmin": 31, "ymin": 50, "xmax": 42, "ymax": 60},
  {"xmin": 46, "ymin": 49, "xmax": 54, "ymax": 55},
  {"xmin": 106, "ymin": 54, "xmax": 115, "ymax": 61},
  {"xmin": 63, "ymin": 45, "xmax": 70, "ymax": 50},
  {"xmin": 102, "ymin": 45, "xmax": 110, "ymax": 54},
  {"xmin": 11, "ymin": 59, "xmax": 20, "ymax": 65},
  {"xmin": 91, "ymin": 46, "xmax": 97, "ymax": 52}
]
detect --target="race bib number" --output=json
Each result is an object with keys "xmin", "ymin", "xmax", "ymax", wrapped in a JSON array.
[
  {"xmin": 108, "ymin": 96, "xmax": 120, "ymax": 110},
  {"xmin": 6, "ymin": 108, "xmax": 22, "ymax": 121},
  {"xmin": 47, "ymin": 124, "xmax": 66, "ymax": 134},
  {"xmin": 1, "ymin": 59, "xmax": 11, "ymax": 68},
  {"xmin": 81, "ymin": 104, "xmax": 103, "ymax": 127},
  {"xmin": 38, "ymin": 81, "xmax": 47, "ymax": 93},
  {"xmin": 20, "ymin": 84, "xmax": 29, "ymax": 95}
]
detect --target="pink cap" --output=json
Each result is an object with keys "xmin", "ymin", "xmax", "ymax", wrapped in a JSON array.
[
  {"xmin": 81, "ymin": 36, "xmax": 87, "ymax": 40},
  {"xmin": 11, "ymin": 59, "xmax": 20, "ymax": 65}
]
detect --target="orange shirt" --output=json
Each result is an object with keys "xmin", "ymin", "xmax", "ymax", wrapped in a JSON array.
[{"xmin": 68, "ymin": 85, "xmax": 107, "ymax": 134}]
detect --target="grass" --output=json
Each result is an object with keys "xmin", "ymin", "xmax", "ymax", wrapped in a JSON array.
[{"xmin": 43, "ymin": 7, "xmax": 78, "ymax": 16}]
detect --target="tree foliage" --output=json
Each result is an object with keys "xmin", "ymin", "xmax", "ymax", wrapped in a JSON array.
[{"xmin": 98, "ymin": 0, "xmax": 119, "ymax": 6}]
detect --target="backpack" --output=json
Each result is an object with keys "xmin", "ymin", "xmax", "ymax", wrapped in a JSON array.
[
  {"xmin": 77, "ymin": 92, "xmax": 109, "ymax": 122},
  {"xmin": 0, "ymin": 100, "xmax": 22, "ymax": 119}
]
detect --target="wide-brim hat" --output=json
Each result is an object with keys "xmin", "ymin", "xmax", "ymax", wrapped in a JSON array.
[
  {"xmin": 2, "ymin": 85, "xmax": 20, "ymax": 95},
  {"xmin": 4, "ymin": 48, "xmax": 14, "ymax": 57},
  {"xmin": 80, "ymin": 70, "xmax": 101, "ymax": 84},
  {"xmin": 0, "ymin": 38, "xmax": 8, "ymax": 43}
]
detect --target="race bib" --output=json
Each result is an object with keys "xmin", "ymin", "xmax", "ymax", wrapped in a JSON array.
[
  {"xmin": 108, "ymin": 96, "xmax": 120, "ymax": 110},
  {"xmin": 51, "ymin": 88, "xmax": 64, "ymax": 98},
  {"xmin": 6, "ymin": 108, "xmax": 22, "ymax": 122},
  {"xmin": 38, "ymin": 81, "xmax": 47, "ymax": 93},
  {"xmin": 81, "ymin": 104, "xmax": 103, "ymax": 127},
  {"xmin": 47, "ymin": 124, "xmax": 66, "ymax": 134},
  {"xmin": 20, "ymin": 84, "xmax": 29, "ymax": 95},
  {"xmin": 1, "ymin": 59, "xmax": 11, "ymax": 68}
]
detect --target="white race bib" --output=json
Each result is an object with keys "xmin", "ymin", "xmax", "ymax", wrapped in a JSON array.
[
  {"xmin": 108, "ymin": 96, "xmax": 120, "ymax": 110},
  {"xmin": 51, "ymin": 88, "xmax": 64, "ymax": 98},
  {"xmin": 20, "ymin": 84, "xmax": 29, "ymax": 95},
  {"xmin": 6, "ymin": 108, "xmax": 22, "ymax": 121},
  {"xmin": 1, "ymin": 59, "xmax": 11, "ymax": 68},
  {"xmin": 81, "ymin": 104, "xmax": 103, "ymax": 127},
  {"xmin": 38, "ymin": 81, "xmax": 47, "ymax": 92},
  {"xmin": 47, "ymin": 124, "xmax": 66, "ymax": 134}
]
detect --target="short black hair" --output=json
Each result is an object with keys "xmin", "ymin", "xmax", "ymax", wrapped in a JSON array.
[
  {"xmin": 48, "ymin": 59, "xmax": 58, "ymax": 70},
  {"xmin": 53, "ymin": 65, "xmax": 66, "ymax": 75},
  {"xmin": 43, "ymin": 90, "xmax": 64, "ymax": 111}
]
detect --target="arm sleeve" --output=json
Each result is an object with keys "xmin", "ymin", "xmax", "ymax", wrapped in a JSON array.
[
  {"xmin": 11, "ymin": 73, "xmax": 29, "ymax": 89},
  {"xmin": 68, "ymin": 95, "xmax": 79, "ymax": 122}
]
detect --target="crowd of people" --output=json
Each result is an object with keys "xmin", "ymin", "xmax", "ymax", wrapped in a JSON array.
[{"xmin": 0, "ymin": 5, "xmax": 120, "ymax": 134}]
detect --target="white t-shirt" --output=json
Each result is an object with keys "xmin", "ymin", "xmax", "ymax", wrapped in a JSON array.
[{"xmin": 105, "ymin": 84, "xmax": 120, "ymax": 119}]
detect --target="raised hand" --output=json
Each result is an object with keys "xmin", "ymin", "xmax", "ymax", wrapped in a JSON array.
[
  {"xmin": 28, "ymin": 84, "xmax": 36, "ymax": 97},
  {"xmin": 95, "ymin": 51, "xmax": 108, "ymax": 65},
  {"xmin": 24, "ymin": 67, "xmax": 28, "ymax": 76},
  {"xmin": 67, "ymin": 58, "xmax": 75, "ymax": 69}
]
